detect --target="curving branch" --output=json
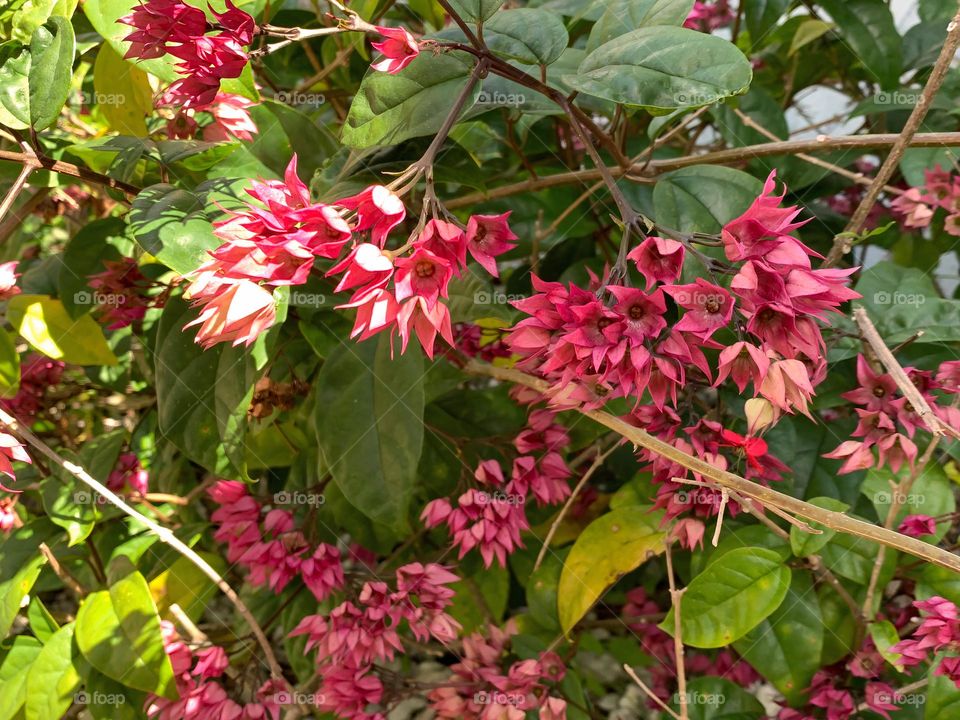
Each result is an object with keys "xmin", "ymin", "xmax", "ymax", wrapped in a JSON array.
[
  {"xmin": 0, "ymin": 150, "xmax": 141, "ymax": 196},
  {"xmin": 464, "ymin": 360, "xmax": 960, "ymax": 574}
]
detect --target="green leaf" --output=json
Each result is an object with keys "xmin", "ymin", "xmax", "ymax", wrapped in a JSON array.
[
  {"xmin": 862, "ymin": 464, "xmax": 955, "ymax": 541},
  {"xmin": 653, "ymin": 165, "xmax": 763, "ymax": 233},
  {"xmin": 0, "ymin": 328, "xmax": 19, "ymax": 397},
  {"xmin": 918, "ymin": 564, "xmax": 960, "ymax": 606},
  {"xmin": 314, "ymin": 334, "xmax": 424, "ymax": 533},
  {"xmin": 342, "ymin": 52, "xmax": 478, "ymax": 148},
  {"xmin": 668, "ymin": 676, "xmax": 766, "ymax": 719},
  {"xmin": 7, "ymin": 0, "xmax": 78, "ymax": 42},
  {"xmin": 816, "ymin": 0, "xmax": 901, "ymax": 89},
  {"xmin": 41, "ymin": 465, "xmax": 97, "ymax": 546},
  {"xmin": 526, "ymin": 552, "xmax": 563, "ymax": 632},
  {"xmin": 27, "ymin": 15, "xmax": 74, "ymax": 129},
  {"xmin": 7, "ymin": 294, "xmax": 118, "ymax": 366},
  {"xmin": 790, "ymin": 496, "xmax": 849, "ymax": 557},
  {"xmin": 27, "ymin": 597, "xmax": 59, "ymax": 642},
  {"xmin": 127, "ymin": 184, "xmax": 220, "ymax": 276},
  {"xmin": 483, "ymin": 9, "xmax": 568, "ymax": 65},
  {"xmin": 448, "ymin": 557, "xmax": 510, "ymax": 632},
  {"xmin": 154, "ymin": 296, "xmax": 257, "ymax": 479},
  {"xmin": 662, "ymin": 547, "xmax": 791, "ymax": 648},
  {"xmin": 566, "ymin": 27, "xmax": 752, "ymax": 110},
  {"xmin": 788, "ymin": 18, "xmax": 834, "ymax": 56},
  {"xmin": 0, "ymin": 522, "xmax": 50, "ymax": 639},
  {"xmin": 93, "ymin": 43, "xmax": 153, "ymax": 136},
  {"xmin": 75, "ymin": 557, "xmax": 176, "ymax": 698},
  {"xmin": 586, "ymin": 0, "xmax": 694, "ymax": 53},
  {"xmin": 58, "ymin": 218, "xmax": 131, "ymax": 319},
  {"xmin": 557, "ymin": 505, "xmax": 665, "ymax": 634},
  {"xmin": 444, "ymin": 0, "xmax": 501, "ymax": 23},
  {"xmin": 868, "ymin": 620, "xmax": 905, "ymax": 672},
  {"xmin": 24, "ymin": 623, "xmax": 82, "ymax": 720},
  {"xmin": 743, "ymin": 0, "xmax": 788, "ymax": 43},
  {"xmin": 820, "ymin": 533, "xmax": 897, "ymax": 586},
  {"xmin": 732, "ymin": 572, "xmax": 823, "ymax": 705},
  {"xmin": 148, "ymin": 552, "xmax": 223, "ymax": 622},
  {"xmin": 0, "ymin": 635, "xmax": 43, "ymax": 720},
  {"xmin": 0, "ymin": 42, "xmax": 30, "ymax": 128}
]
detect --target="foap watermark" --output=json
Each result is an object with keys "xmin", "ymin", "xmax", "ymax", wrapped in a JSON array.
[
  {"xmin": 873, "ymin": 291, "xmax": 926, "ymax": 308},
  {"xmin": 675, "ymin": 488, "xmax": 724, "ymax": 507},
  {"xmin": 270, "ymin": 691, "xmax": 326, "ymax": 706},
  {"xmin": 474, "ymin": 290, "xmax": 525, "ymax": 305},
  {"xmin": 288, "ymin": 291, "xmax": 326, "ymax": 308},
  {"xmin": 674, "ymin": 91, "xmax": 723, "ymax": 106},
  {"xmin": 874, "ymin": 690, "xmax": 924, "ymax": 707},
  {"xmin": 476, "ymin": 90, "xmax": 527, "ymax": 108},
  {"xmin": 672, "ymin": 691, "xmax": 725, "ymax": 707},
  {"xmin": 476, "ymin": 490, "xmax": 525, "ymax": 506},
  {"xmin": 874, "ymin": 491, "xmax": 925, "ymax": 506},
  {"xmin": 274, "ymin": 490, "xmax": 326, "ymax": 507},
  {"xmin": 74, "ymin": 490, "xmax": 108, "ymax": 506},
  {"xmin": 473, "ymin": 691, "xmax": 525, "ymax": 707},
  {"xmin": 875, "ymin": 91, "xmax": 923, "ymax": 106},
  {"xmin": 668, "ymin": 289, "xmax": 726, "ymax": 308},
  {"xmin": 273, "ymin": 91, "xmax": 326, "ymax": 108},
  {"xmin": 74, "ymin": 290, "xmax": 127, "ymax": 307},
  {"xmin": 72, "ymin": 90, "xmax": 128, "ymax": 107},
  {"xmin": 75, "ymin": 691, "xmax": 127, "ymax": 707}
]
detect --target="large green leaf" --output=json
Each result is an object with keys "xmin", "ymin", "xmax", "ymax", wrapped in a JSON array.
[
  {"xmin": 127, "ymin": 184, "xmax": 221, "ymax": 277},
  {"xmin": 817, "ymin": 0, "xmax": 901, "ymax": 89},
  {"xmin": 918, "ymin": 564, "xmax": 960, "ymax": 606},
  {"xmin": 566, "ymin": 27, "xmax": 752, "ymax": 109},
  {"xmin": 483, "ymin": 9, "xmax": 568, "ymax": 65},
  {"xmin": 662, "ymin": 547, "xmax": 791, "ymax": 648},
  {"xmin": 75, "ymin": 557, "xmax": 177, "ymax": 698},
  {"xmin": 24, "ymin": 623, "xmax": 82, "ymax": 720},
  {"xmin": 732, "ymin": 573, "xmax": 823, "ymax": 705},
  {"xmin": 0, "ymin": 635, "xmax": 43, "ymax": 720},
  {"xmin": 558, "ymin": 505, "xmax": 665, "ymax": 633},
  {"xmin": 0, "ymin": 522, "xmax": 51, "ymax": 639},
  {"xmin": 653, "ymin": 165, "xmax": 763, "ymax": 233},
  {"xmin": 314, "ymin": 333, "xmax": 424, "ymax": 532},
  {"xmin": 342, "ymin": 52, "xmax": 479, "ymax": 148},
  {"xmin": 153, "ymin": 296, "xmax": 257, "ymax": 478},
  {"xmin": 27, "ymin": 15, "xmax": 73, "ymax": 129},
  {"xmin": 743, "ymin": 0, "xmax": 789, "ymax": 43},
  {"xmin": 586, "ymin": 0, "xmax": 694, "ymax": 53},
  {"xmin": 444, "ymin": 0, "xmax": 501, "ymax": 23},
  {"xmin": 7, "ymin": 294, "xmax": 118, "ymax": 366}
]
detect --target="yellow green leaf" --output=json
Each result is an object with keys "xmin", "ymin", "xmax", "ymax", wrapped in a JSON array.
[
  {"xmin": 8, "ymin": 294, "xmax": 118, "ymax": 366},
  {"xmin": 93, "ymin": 43, "xmax": 153, "ymax": 136}
]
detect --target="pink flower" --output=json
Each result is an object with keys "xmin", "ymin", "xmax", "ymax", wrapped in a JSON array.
[
  {"xmin": 891, "ymin": 187, "xmax": 934, "ymax": 228},
  {"xmin": 201, "ymin": 92, "xmax": 258, "ymax": 142},
  {"xmin": 106, "ymin": 452, "xmax": 149, "ymax": 495},
  {"xmin": 863, "ymin": 682, "xmax": 898, "ymax": 720},
  {"xmin": 539, "ymin": 697, "xmax": 567, "ymax": 720},
  {"xmin": 417, "ymin": 219, "xmax": 467, "ymax": 271},
  {"xmin": 120, "ymin": 0, "xmax": 208, "ymax": 60},
  {"xmin": 164, "ymin": 35, "xmax": 248, "ymax": 107},
  {"xmin": 88, "ymin": 258, "xmax": 155, "ymax": 330},
  {"xmin": 465, "ymin": 212, "xmax": 518, "ymax": 277},
  {"xmin": 671, "ymin": 518, "xmax": 705, "ymax": 550},
  {"xmin": 663, "ymin": 279, "xmax": 733, "ymax": 339},
  {"xmin": 371, "ymin": 26, "xmax": 419, "ymax": 74},
  {"xmin": 301, "ymin": 543, "xmax": 345, "ymax": 602},
  {"xmin": 627, "ymin": 236, "xmax": 685, "ymax": 289},
  {"xmin": 184, "ymin": 275, "xmax": 277, "ymax": 348},
  {"xmin": 193, "ymin": 646, "xmax": 229, "ymax": 679},
  {"xmin": 318, "ymin": 666, "xmax": 383, "ymax": 718},
  {"xmin": 329, "ymin": 244, "xmax": 394, "ymax": 294},
  {"xmin": 0, "ymin": 261, "xmax": 21, "ymax": 300},
  {"xmin": 337, "ymin": 185, "xmax": 405, "ymax": 246},
  {"xmin": 396, "ymin": 296, "xmax": 454, "ymax": 359},
  {"xmin": 0, "ymin": 432, "xmax": 30, "ymax": 491},
  {"xmin": 759, "ymin": 358, "xmax": 815, "ymax": 416},
  {"xmin": 212, "ymin": 0, "xmax": 255, "ymax": 45},
  {"xmin": 394, "ymin": 248, "xmax": 454, "ymax": 307},
  {"xmin": 715, "ymin": 342, "xmax": 769, "ymax": 393},
  {"xmin": 898, "ymin": 513, "xmax": 938, "ymax": 538},
  {"xmin": 340, "ymin": 287, "xmax": 400, "ymax": 343}
]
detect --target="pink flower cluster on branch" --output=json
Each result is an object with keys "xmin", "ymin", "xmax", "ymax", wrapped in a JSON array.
[
  {"xmin": 892, "ymin": 596, "xmax": 960, "ymax": 687},
  {"xmin": 890, "ymin": 165, "xmax": 960, "ymax": 234},
  {"xmin": 88, "ymin": 258, "xmax": 166, "ymax": 330},
  {"xmin": 186, "ymin": 156, "xmax": 516, "ymax": 356}
]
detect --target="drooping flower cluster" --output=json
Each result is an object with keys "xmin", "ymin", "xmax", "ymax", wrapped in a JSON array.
[
  {"xmin": 427, "ymin": 621, "xmax": 569, "ymax": 720},
  {"xmin": 508, "ymin": 171, "xmax": 857, "ymax": 420},
  {"xmin": 146, "ymin": 621, "xmax": 284, "ymax": 719},
  {"xmin": 824, "ymin": 356, "xmax": 960, "ymax": 474},
  {"xmin": 186, "ymin": 156, "xmax": 516, "ymax": 356},
  {"xmin": 106, "ymin": 452, "xmax": 149, "ymax": 496},
  {"xmin": 421, "ymin": 400, "xmax": 572, "ymax": 567},
  {"xmin": 683, "ymin": 0, "xmax": 734, "ymax": 31},
  {"xmin": 892, "ymin": 596, "xmax": 960, "ymax": 687},
  {"xmin": 623, "ymin": 587, "xmax": 760, "ymax": 706},
  {"xmin": 159, "ymin": 91, "xmax": 258, "ymax": 142},
  {"xmin": 5, "ymin": 354, "xmax": 65, "ymax": 423},
  {"xmin": 206, "ymin": 480, "xmax": 345, "ymax": 601},
  {"xmin": 122, "ymin": 0, "xmax": 253, "ymax": 108},
  {"xmin": 88, "ymin": 257, "xmax": 166, "ymax": 330},
  {"xmin": 291, "ymin": 563, "xmax": 461, "ymax": 720},
  {"xmin": 890, "ymin": 165, "xmax": 960, "ymax": 235}
]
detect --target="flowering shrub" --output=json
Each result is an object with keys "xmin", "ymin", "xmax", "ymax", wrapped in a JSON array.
[{"xmin": 3, "ymin": 0, "xmax": 960, "ymax": 719}]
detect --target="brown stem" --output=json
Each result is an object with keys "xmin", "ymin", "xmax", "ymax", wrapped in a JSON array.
[
  {"xmin": 0, "ymin": 150, "xmax": 140, "ymax": 196},
  {"xmin": 665, "ymin": 542, "xmax": 688, "ymax": 720}
]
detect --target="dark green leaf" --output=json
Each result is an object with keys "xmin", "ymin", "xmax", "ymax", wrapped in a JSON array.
[
  {"xmin": 653, "ymin": 165, "xmax": 762, "ymax": 233},
  {"xmin": 668, "ymin": 676, "xmax": 766, "ymax": 719},
  {"xmin": 484, "ymin": 9, "xmax": 568, "ymax": 65},
  {"xmin": 743, "ymin": 0, "xmax": 789, "ymax": 43},
  {"xmin": 0, "ymin": 328, "xmax": 19, "ymax": 397},
  {"xmin": 0, "ymin": 522, "xmax": 51, "ymax": 639},
  {"xmin": 27, "ymin": 16, "xmax": 74, "ymax": 129},
  {"xmin": 444, "ymin": 0, "xmax": 501, "ymax": 23},
  {"xmin": 817, "ymin": 0, "xmax": 901, "ymax": 89},
  {"xmin": 586, "ymin": 0, "xmax": 694, "ymax": 53}
]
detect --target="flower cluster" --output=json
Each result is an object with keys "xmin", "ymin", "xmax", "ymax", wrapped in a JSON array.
[
  {"xmin": 684, "ymin": 0, "xmax": 734, "ymax": 31},
  {"xmin": 427, "ymin": 621, "xmax": 568, "ymax": 719},
  {"xmin": 146, "ymin": 621, "xmax": 284, "ymax": 719},
  {"xmin": 106, "ymin": 452, "xmax": 149, "ymax": 496},
  {"xmin": 892, "ymin": 596, "xmax": 960, "ymax": 686},
  {"xmin": 291, "ymin": 563, "xmax": 461, "ymax": 720},
  {"xmin": 122, "ymin": 0, "xmax": 253, "ymax": 108},
  {"xmin": 159, "ymin": 91, "xmax": 258, "ymax": 143},
  {"xmin": 623, "ymin": 587, "xmax": 760, "ymax": 705},
  {"xmin": 825, "ymin": 356, "xmax": 960, "ymax": 474},
  {"xmin": 890, "ymin": 165, "xmax": 960, "ymax": 235},
  {"xmin": 186, "ymin": 156, "xmax": 516, "ymax": 356},
  {"xmin": 421, "ymin": 401, "xmax": 571, "ymax": 567},
  {"xmin": 508, "ymin": 171, "xmax": 857, "ymax": 420},
  {"xmin": 6, "ymin": 354, "xmax": 65, "ymax": 423},
  {"xmin": 206, "ymin": 480, "xmax": 344, "ymax": 601},
  {"xmin": 88, "ymin": 257, "xmax": 165, "ymax": 330}
]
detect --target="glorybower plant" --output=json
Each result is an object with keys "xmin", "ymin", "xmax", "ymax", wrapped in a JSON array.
[{"xmin": 6, "ymin": 0, "xmax": 960, "ymax": 719}]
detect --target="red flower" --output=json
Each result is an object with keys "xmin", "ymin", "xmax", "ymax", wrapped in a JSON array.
[
  {"xmin": 465, "ymin": 212, "xmax": 518, "ymax": 277},
  {"xmin": 371, "ymin": 25, "xmax": 420, "ymax": 74},
  {"xmin": 663, "ymin": 278, "xmax": 734, "ymax": 340},
  {"xmin": 337, "ymin": 185, "xmax": 406, "ymax": 246},
  {"xmin": 394, "ymin": 248, "xmax": 454, "ymax": 308},
  {"xmin": 627, "ymin": 236, "xmax": 685, "ymax": 289}
]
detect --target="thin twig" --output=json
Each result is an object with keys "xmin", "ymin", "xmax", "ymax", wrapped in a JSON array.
[
  {"xmin": 0, "ymin": 407, "xmax": 287, "ymax": 682},
  {"xmin": 665, "ymin": 542, "xmax": 688, "ymax": 720},
  {"xmin": 0, "ymin": 163, "xmax": 33, "ymax": 224},
  {"xmin": 623, "ymin": 664, "xmax": 681, "ymax": 720}
]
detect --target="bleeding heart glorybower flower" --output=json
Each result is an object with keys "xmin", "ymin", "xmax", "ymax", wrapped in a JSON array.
[{"xmin": 370, "ymin": 25, "xmax": 420, "ymax": 74}]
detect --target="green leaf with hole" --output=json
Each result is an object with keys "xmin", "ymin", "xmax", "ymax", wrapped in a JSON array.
[
  {"xmin": 558, "ymin": 506, "xmax": 665, "ymax": 634},
  {"xmin": 567, "ymin": 26, "xmax": 751, "ymax": 110},
  {"xmin": 483, "ymin": 9, "xmax": 568, "ymax": 65},
  {"xmin": 75, "ymin": 557, "xmax": 177, "ymax": 699},
  {"xmin": 662, "ymin": 547, "xmax": 791, "ymax": 648}
]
